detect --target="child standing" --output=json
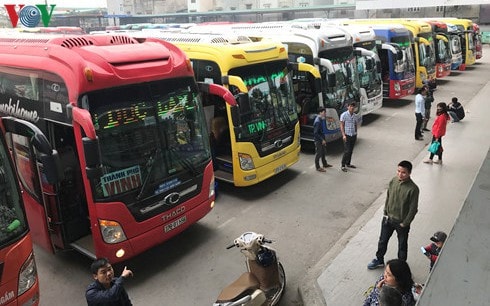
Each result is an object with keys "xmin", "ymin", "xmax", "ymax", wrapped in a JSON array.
[{"xmin": 422, "ymin": 231, "xmax": 447, "ymax": 271}]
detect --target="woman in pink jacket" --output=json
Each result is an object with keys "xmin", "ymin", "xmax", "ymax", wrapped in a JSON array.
[{"xmin": 424, "ymin": 103, "xmax": 450, "ymax": 164}]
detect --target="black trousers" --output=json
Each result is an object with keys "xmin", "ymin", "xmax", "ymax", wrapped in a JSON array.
[
  {"xmin": 429, "ymin": 136, "xmax": 443, "ymax": 160},
  {"xmin": 375, "ymin": 217, "xmax": 411, "ymax": 261},
  {"xmin": 315, "ymin": 140, "xmax": 327, "ymax": 169},
  {"xmin": 341, "ymin": 134, "xmax": 357, "ymax": 167},
  {"xmin": 415, "ymin": 113, "xmax": 423, "ymax": 138}
]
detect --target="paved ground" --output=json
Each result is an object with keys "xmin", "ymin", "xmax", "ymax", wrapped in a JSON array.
[{"xmin": 299, "ymin": 60, "xmax": 490, "ymax": 304}]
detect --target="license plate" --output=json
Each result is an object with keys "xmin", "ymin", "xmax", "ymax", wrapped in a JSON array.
[
  {"xmin": 164, "ymin": 216, "xmax": 187, "ymax": 233},
  {"xmin": 274, "ymin": 164, "xmax": 287, "ymax": 174}
]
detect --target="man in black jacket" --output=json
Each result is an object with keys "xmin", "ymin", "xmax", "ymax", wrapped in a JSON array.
[
  {"xmin": 86, "ymin": 258, "xmax": 133, "ymax": 306},
  {"xmin": 313, "ymin": 107, "xmax": 332, "ymax": 172},
  {"xmin": 448, "ymin": 97, "xmax": 465, "ymax": 122}
]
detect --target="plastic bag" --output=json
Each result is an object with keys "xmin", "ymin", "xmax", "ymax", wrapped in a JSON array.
[{"xmin": 428, "ymin": 141, "xmax": 440, "ymax": 154}]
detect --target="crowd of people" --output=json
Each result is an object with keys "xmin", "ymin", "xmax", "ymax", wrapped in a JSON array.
[{"xmin": 310, "ymin": 82, "xmax": 464, "ymax": 306}]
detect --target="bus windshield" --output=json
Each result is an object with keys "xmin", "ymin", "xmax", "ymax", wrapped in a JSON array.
[
  {"xmin": 85, "ymin": 77, "xmax": 210, "ymax": 201},
  {"xmin": 0, "ymin": 135, "xmax": 27, "ymax": 247},
  {"xmin": 450, "ymin": 35, "xmax": 462, "ymax": 54},
  {"xmin": 229, "ymin": 60, "xmax": 298, "ymax": 141},
  {"xmin": 391, "ymin": 36, "xmax": 415, "ymax": 76},
  {"xmin": 437, "ymin": 39, "xmax": 451, "ymax": 62},
  {"xmin": 319, "ymin": 46, "xmax": 359, "ymax": 112},
  {"xmin": 356, "ymin": 41, "xmax": 382, "ymax": 91}
]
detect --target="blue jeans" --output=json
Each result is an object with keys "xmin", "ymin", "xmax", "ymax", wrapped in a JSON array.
[
  {"xmin": 448, "ymin": 111, "xmax": 460, "ymax": 122},
  {"xmin": 375, "ymin": 217, "xmax": 411, "ymax": 261}
]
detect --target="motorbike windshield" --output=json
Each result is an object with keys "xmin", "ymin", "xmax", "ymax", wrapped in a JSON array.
[
  {"xmin": 0, "ymin": 135, "xmax": 27, "ymax": 247},
  {"xmin": 229, "ymin": 60, "xmax": 298, "ymax": 141},
  {"xmin": 85, "ymin": 78, "xmax": 210, "ymax": 201},
  {"xmin": 319, "ymin": 46, "xmax": 360, "ymax": 113}
]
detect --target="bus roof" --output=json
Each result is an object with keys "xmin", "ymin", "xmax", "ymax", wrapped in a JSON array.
[
  {"xmin": 186, "ymin": 22, "xmax": 352, "ymax": 52},
  {"xmin": 132, "ymin": 31, "xmax": 288, "ymax": 73},
  {"xmin": 0, "ymin": 33, "xmax": 193, "ymax": 109}
]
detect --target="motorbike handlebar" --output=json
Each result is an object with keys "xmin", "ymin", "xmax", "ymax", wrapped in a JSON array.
[
  {"xmin": 263, "ymin": 238, "xmax": 272, "ymax": 244},
  {"xmin": 226, "ymin": 243, "xmax": 236, "ymax": 249}
]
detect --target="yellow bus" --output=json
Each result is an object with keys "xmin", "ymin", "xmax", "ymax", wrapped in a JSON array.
[
  {"xmin": 348, "ymin": 19, "xmax": 436, "ymax": 89},
  {"xmin": 135, "ymin": 31, "xmax": 317, "ymax": 186},
  {"xmin": 435, "ymin": 18, "xmax": 476, "ymax": 68}
]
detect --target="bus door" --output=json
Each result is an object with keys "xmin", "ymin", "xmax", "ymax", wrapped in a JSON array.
[
  {"xmin": 4, "ymin": 118, "xmax": 62, "ymax": 253},
  {"xmin": 48, "ymin": 123, "xmax": 90, "ymax": 250}
]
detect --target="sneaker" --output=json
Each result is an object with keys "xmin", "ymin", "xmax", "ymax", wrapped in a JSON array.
[
  {"xmin": 434, "ymin": 160, "xmax": 442, "ymax": 165},
  {"xmin": 346, "ymin": 164, "xmax": 356, "ymax": 169},
  {"xmin": 341, "ymin": 166, "xmax": 348, "ymax": 172},
  {"xmin": 316, "ymin": 168, "xmax": 326, "ymax": 172},
  {"xmin": 423, "ymin": 128, "xmax": 430, "ymax": 131},
  {"xmin": 415, "ymin": 137, "xmax": 424, "ymax": 141},
  {"xmin": 423, "ymin": 159, "xmax": 433, "ymax": 164},
  {"xmin": 324, "ymin": 164, "xmax": 333, "ymax": 168},
  {"xmin": 367, "ymin": 258, "xmax": 385, "ymax": 270}
]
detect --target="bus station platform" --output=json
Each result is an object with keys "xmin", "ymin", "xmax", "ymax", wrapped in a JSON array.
[{"xmin": 299, "ymin": 77, "xmax": 490, "ymax": 305}]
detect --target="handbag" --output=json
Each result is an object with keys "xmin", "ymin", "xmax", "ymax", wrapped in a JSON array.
[{"xmin": 428, "ymin": 141, "xmax": 441, "ymax": 154}]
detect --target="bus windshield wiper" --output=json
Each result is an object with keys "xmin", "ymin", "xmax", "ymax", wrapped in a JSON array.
[
  {"xmin": 136, "ymin": 148, "xmax": 160, "ymax": 200},
  {"xmin": 169, "ymin": 148, "xmax": 199, "ymax": 176}
]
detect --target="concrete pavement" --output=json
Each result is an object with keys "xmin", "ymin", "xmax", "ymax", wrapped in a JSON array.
[{"xmin": 298, "ymin": 72, "xmax": 490, "ymax": 304}]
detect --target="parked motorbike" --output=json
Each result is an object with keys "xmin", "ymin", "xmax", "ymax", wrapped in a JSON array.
[{"xmin": 213, "ymin": 232, "xmax": 286, "ymax": 306}]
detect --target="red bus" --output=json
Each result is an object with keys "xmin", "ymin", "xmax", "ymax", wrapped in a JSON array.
[
  {"xmin": 0, "ymin": 117, "xmax": 60, "ymax": 306},
  {"xmin": 0, "ymin": 33, "xmax": 236, "ymax": 263},
  {"xmin": 473, "ymin": 23, "xmax": 482, "ymax": 60}
]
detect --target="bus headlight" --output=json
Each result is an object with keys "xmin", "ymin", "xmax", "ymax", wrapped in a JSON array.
[
  {"xmin": 209, "ymin": 175, "xmax": 215, "ymax": 198},
  {"xmin": 394, "ymin": 82, "xmax": 401, "ymax": 92},
  {"xmin": 99, "ymin": 220, "xmax": 127, "ymax": 244},
  {"xmin": 238, "ymin": 153, "xmax": 255, "ymax": 170},
  {"xmin": 18, "ymin": 252, "xmax": 37, "ymax": 296}
]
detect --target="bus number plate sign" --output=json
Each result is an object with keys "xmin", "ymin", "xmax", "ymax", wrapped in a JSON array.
[
  {"xmin": 164, "ymin": 216, "xmax": 187, "ymax": 233},
  {"xmin": 274, "ymin": 164, "xmax": 287, "ymax": 174}
]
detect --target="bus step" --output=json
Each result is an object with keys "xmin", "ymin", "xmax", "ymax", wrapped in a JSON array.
[
  {"xmin": 70, "ymin": 235, "xmax": 96, "ymax": 259},
  {"xmin": 215, "ymin": 169, "xmax": 234, "ymax": 183},
  {"xmin": 216, "ymin": 154, "xmax": 232, "ymax": 164}
]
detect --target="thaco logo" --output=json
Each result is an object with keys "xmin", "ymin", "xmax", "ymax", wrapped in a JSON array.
[{"xmin": 4, "ymin": 4, "xmax": 56, "ymax": 28}]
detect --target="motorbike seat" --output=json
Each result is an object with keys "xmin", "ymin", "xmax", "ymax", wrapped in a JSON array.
[{"xmin": 216, "ymin": 272, "xmax": 260, "ymax": 302}]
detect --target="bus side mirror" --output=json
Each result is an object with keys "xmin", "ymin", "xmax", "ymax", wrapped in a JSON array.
[
  {"xmin": 230, "ymin": 106, "xmax": 240, "ymax": 127},
  {"xmin": 327, "ymin": 73, "xmax": 336, "ymax": 87},
  {"xmin": 397, "ymin": 51, "xmax": 403, "ymax": 61},
  {"xmin": 313, "ymin": 77, "xmax": 322, "ymax": 94},
  {"xmin": 365, "ymin": 58, "xmax": 373, "ymax": 70},
  {"xmin": 39, "ymin": 151, "xmax": 62, "ymax": 184},
  {"xmin": 83, "ymin": 137, "xmax": 102, "ymax": 179}
]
